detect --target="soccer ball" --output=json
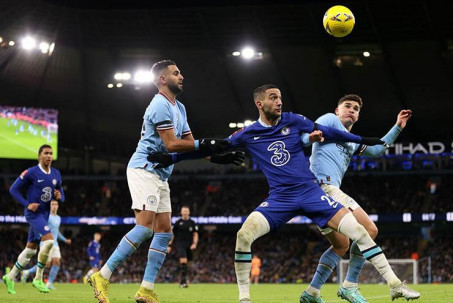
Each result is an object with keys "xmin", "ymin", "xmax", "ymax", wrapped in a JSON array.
[{"xmin": 323, "ymin": 5, "xmax": 355, "ymax": 38}]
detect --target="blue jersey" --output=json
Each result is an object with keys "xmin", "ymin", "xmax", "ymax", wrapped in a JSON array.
[
  {"xmin": 303, "ymin": 113, "xmax": 402, "ymax": 187},
  {"xmin": 87, "ymin": 240, "xmax": 101, "ymax": 261},
  {"xmin": 9, "ymin": 164, "xmax": 64, "ymax": 215},
  {"xmin": 48, "ymin": 214, "xmax": 66, "ymax": 248},
  {"xmin": 228, "ymin": 112, "xmax": 363, "ymax": 195},
  {"xmin": 128, "ymin": 92, "xmax": 192, "ymax": 181}
]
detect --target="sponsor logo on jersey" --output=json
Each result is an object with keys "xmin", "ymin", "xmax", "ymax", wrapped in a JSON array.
[
  {"xmin": 281, "ymin": 127, "xmax": 290, "ymax": 135},
  {"xmin": 38, "ymin": 179, "xmax": 44, "ymax": 183},
  {"xmin": 254, "ymin": 136, "xmax": 260, "ymax": 140},
  {"xmin": 147, "ymin": 195, "xmax": 157, "ymax": 206},
  {"xmin": 259, "ymin": 201, "xmax": 269, "ymax": 207}
]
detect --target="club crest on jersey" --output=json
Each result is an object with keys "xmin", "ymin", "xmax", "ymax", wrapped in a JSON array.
[
  {"xmin": 52, "ymin": 179, "xmax": 57, "ymax": 185},
  {"xmin": 147, "ymin": 195, "xmax": 157, "ymax": 206},
  {"xmin": 259, "ymin": 201, "xmax": 269, "ymax": 207},
  {"xmin": 44, "ymin": 226, "xmax": 50, "ymax": 231},
  {"xmin": 280, "ymin": 127, "xmax": 290, "ymax": 135}
]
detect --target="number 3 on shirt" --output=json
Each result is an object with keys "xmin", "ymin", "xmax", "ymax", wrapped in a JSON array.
[{"xmin": 267, "ymin": 141, "xmax": 291, "ymax": 166}]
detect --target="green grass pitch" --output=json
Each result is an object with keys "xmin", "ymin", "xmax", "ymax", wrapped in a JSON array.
[
  {"xmin": 0, "ymin": 117, "xmax": 58, "ymax": 160},
  {"xmin": 1, "ymin": 283, "xmax": 451, "ymax": 303}
]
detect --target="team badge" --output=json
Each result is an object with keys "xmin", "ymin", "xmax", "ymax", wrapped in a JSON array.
[
  {"xmin": 44, "ymin": 226, "xmax": 50, "ymax": 231},
  {"xmin": 260, "ymin": 201, "xmax": 269, "ymax": 207},
  {"xmin": 189, "ymin": 227, "xmax": 193, "ymax": 232},
  {"xmin": 281, "ymin": 127, "xmax": 290, "ymax": 135},
  {"xmin": 52, "ymin": 179, "xmax": 57, "ymax": 185},
  {"xmin": 146, "ymin": 195, "xmax": 157, "ymax": 206}
]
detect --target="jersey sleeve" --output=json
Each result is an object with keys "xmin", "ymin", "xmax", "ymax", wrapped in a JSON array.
[
  {"xmin": 361, "ymin": 124, "xmax": 402, "ymax": 157},
  {"xmin": 56, "ymin": 170, "xmax": 65, "ymax": 202},
  {"xmin": 300, "ymin": 113, "xmax": 337, "ymax": 146},
  {"xmin": 149, "ymin": 98, "xmax": 173, "ymax": 131},
  {"xmin": 57, "ymin": 231, "xmax": 67, "ymax": 242},
  {"xmin": 192, "ymin": 220, "xmax": 199, "ymax": 232},
  {"xmin": 227, "ymin": 128, "xmax": 245, "ymax": 147},
  {"xmin": 87, "ymin": 242, "xmax": 94, "ymax": 257},
  {"xmin": 9, "ymin": 170, "xmax": 32, "ymax": 207}
]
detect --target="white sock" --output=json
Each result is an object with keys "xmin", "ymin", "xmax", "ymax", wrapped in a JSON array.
[
  {"xmin": 342, "ymin": 280, "xmax": 358, "ymax": 288},
  {"xmin": 140, "ymin": 281, "xmax": 154, "ymax": 290},
  {"xmin": 35, "ymin": 240, "xmax": 53, "ymax": 280},
  {"xmin": 85, "ymin": 269, "xmax": 94, "ymax": 278},
  {"xmin": 306, "ymin": 286, "xmax": 321, "ymax": 297},
  {"xmin": 9, "ymin": 247, "xmax": 37, "ymax": 280},
  {"xmin": 100, "ymin": 265, "xmax": 113, "ymax": 280},
  {"xmin": 235, "ymin": 262, "xmax": 252, "ymax": 300}
]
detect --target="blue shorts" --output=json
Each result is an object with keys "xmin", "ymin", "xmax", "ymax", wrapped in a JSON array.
[
  {"xmin": 25, "ymin": 211, "xmax": 51, "ymax": 243},
  {"xmin": 90, "ymin": 260, "xmax": 101, "ymax": 268},
  {"xmin": 255, "ymin": 181, "xmax": 343, "ymax": 231}
]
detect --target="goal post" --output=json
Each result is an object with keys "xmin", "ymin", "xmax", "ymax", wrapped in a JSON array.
[{"xmin": 338, "ymin": 258, "xmax": 431, "ymax": 285}]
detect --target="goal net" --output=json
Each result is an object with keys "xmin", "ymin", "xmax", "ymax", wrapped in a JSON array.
[{"xmin": 338, "ymin": 259, "xmax": 422, "ymax": 284}]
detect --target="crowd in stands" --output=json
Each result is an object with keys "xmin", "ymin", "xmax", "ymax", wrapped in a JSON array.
[{"xmin": 1, "ymin": 174, "xmax": 452, "ymax": 217}]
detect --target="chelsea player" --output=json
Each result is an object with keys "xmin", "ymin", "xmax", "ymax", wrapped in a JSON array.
[
  {"xmin": 84, "ymin": 232, "xmax": 102, "ymax": 283},
  {"xmin": 300, "ymin": 95, "xmax": 414, "ymax": 303},
  {"xmin": 88, "ymin": 60, "xmax": 233, "ymax": 303},
  {"xmin": 149, "ymin": 84, "xmax": 420, "ymax": 303},
  {"xmin": 3, "ymin": 144, "xmax": 64, "ymax": 295},
  {"xmin": 21, "ymin": 200, "xmax": 72, "ymax": 290}
]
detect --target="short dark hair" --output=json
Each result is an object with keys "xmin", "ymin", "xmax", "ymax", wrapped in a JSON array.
[
  {"xmin": 38, "ymin": 144, "xmax": 52, "ymax": 155},
  {"xmin": 338, "ymin": 94, "xmax": 363, "ymax": 109},
  {"xmin": 151, "ymin": 60, "xmax": 176, "ymax": 80},
  {"xmin": 253, "ymin": 84, "xmax": 279, "ymax": 102},
  {"xmin": 181, "ymin": 205, "xmax": 190, "ymax": 210}
]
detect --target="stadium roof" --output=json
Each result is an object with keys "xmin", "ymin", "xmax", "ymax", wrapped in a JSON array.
[{"xmin": 0, "ymin": 0, "xmax": 452, "ymax": 157}]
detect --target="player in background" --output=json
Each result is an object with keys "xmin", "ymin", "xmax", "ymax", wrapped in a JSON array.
[
  {"xmin": 83, "ymin": 232, "xmax": 102, "ymax": 284},
  {"xmin": 299, "ymin": 95, "xmax": 412, "ymax": 303},
  {"xmin": 21, "ymin": 200, "xmax": 72, "ymax": 290},
  {"xmin": 149, "ymin": 84, "xmax": 420, "ymax": 303},
  {"xmin": 88, "ymin": 59, "xmax": 239, "ymax": 303},
  {"xmin": 250, "ymin": 255, "xmax": 262, "ymax": 285},
  {"xmin": 168, "ymin": 205, "xmax": 199, "ymax": 288},
  {"xmin": 3, "ymin": 144, "xmax": 64, "ymax": 294}
]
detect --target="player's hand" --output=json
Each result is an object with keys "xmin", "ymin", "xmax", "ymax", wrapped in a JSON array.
[
  {"xmin": 54, "ymin": 189, "xmax": 61, "ymax": 201},
  {"xmin": 66, "ymin": 239, "xmax": 72, "ymax": 245},
  {"xmin": 167, "ymin": 246, "xmax": 172, "ymax": 254},
  {"xmin": 396, "ymin": 109, "xmax": 412, "ymax": 129},
  {"xmin": 190, "ymin": 243, "xmax": 197, "ymax": 250},
  {"xmin": 90, "ymin": 256, "xmax": 94, "ymax": 260},
  {"xmin": 210, "ymin": 151, "xmax": 245, "ymax": 166},
  {"xmin": 198, "ymin": 138, "xmax": 230, "ymax": 153},
  {"xmin": 147, "ymin": 152, "xmax": 173, "ymax": 169},
  {"xmin": 308, "ymin": 130, "xmax": 324, "ymax": 143},
  {"xmin": 27, "ymin": 203, "xmax": 40, "ymax": 212},
  {"xmin": 361, "ymin": 137, "xmax": 389, "ymax": 148}
]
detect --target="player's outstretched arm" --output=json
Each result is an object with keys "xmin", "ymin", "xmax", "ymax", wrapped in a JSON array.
[
  {"xmin": 148, "ymin": 150, "xmax": 245, "ymax": 169},
  {"xmin": 316, "ymin": 123, "xmax": 387, "ymax": 146},
  {"xmin": 362, "ymin": 110, "xmax": 411, "ymax": 157},
  {"xmin": 158, "ymin": 130, "xmax": 230, "ymax": 153}
]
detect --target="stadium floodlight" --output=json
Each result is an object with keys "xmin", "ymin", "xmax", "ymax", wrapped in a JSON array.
[
  {"xmin": 21, "ymin": 36, "xmax": 36, "ymax": 50},
  {"xmin": 237, "ymin": 122, "xmax": 245, "ymax": 128},
  {"xmin": 107, "ymin": 83, "xmax": 114, "ymax": 88},
  {"xmin": 116, "ymin": 83, "xmax": 123, "ymax": 88},
  {"xmin": 363, "ymin": 51, "xmax": 370, "ymax": 57},
  {"xmin": 9, "ymin": 41, "xmax": 15, "ymax": 46},
  {"xmin": 229, "ymin": 122, "xmax": 237, "ymax": 128},
  {"xmin": 244, "ymin": 120, "xmax": 253, "ymax": 126},
  {"xmin": 49, "ymin": 43, "xmax": 55, "ymax": 55},
  {"xmin": 39, "ymin": 42, "xmax": 49, "ymax": 53},
  {"xmin": 114, "ymin": 73, "xmax": 123, "ymax": 80},
  {"xmin": 0, "ymin": 37, "xmax": 2, "ymax": 43},
  {"xmin": 241, "ymin": 47, "xmax": 255, "ymax": 59},
  {"xmin": 134, "ymin": 70, "xmax": 154, "ymax": 83},
  {"xmin": 122, "ymin": 72, "xmax": 131, "ymax": 80},
  {"xmin": 232, "ymin": 51, "xmax": 241, "ymax": 56}
]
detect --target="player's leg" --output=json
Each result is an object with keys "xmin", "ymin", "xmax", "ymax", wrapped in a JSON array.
[
  {"xmin": 21, "ymin": 263, "xmax": 38, "ymax": 283},
  {"xmin": 3, "ymin": 238, "xmax": 38, "ymax": 295},
  {"xmin": 179, "ymin": 256, "xmax": 189, "ymax": 287},
  {"xmin": 301, "ymin": 231, "xmax": 349, "ymax": 303},
  {"xmin": 46, "ymin": 249, "xmax": 61, "ymax": 290},
  {"xmin": 235, "ymin": 211, "xmax": 270, "ymax": 302},
  {"xmin": 328, "ymin": 209, "xmax": 420, "ymax": 300},
  {"xmin": 32, "ymin": 232, "xmax": 54, "ymax": 293},
  {"xmin": 135, "ymin": 178, "xmax": 172, "ymax": 303}
]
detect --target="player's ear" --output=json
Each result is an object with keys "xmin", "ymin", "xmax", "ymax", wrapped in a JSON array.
[
  {"xmin": 335, "ymin": 107, "xmax": 339, "ymax": 115},
  {"xmin": 255, "ymin": 100, "xmax": 262, "ymax": 109}
]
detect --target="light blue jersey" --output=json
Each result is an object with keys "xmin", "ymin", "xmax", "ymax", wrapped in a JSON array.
[
  {"xmin": 302, "ymin": 113, "xmax": 402, "ymax": 187},
  {"xmin": 128, "ymin": 92, "xmax": 191, "ymax": 181},
  {"xmin": 48, "ymin": 214, "xmax": 66, "ymax": 248}
]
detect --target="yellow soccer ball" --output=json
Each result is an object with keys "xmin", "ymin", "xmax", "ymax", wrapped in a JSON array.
[{"xmin": 323, "ymin": 5, "xmax": 355, "ymax": 38}]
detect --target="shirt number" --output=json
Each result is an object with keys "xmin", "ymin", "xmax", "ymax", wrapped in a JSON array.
[{"xmin": 321, "ymin": 195, "xmax": 339, "ymax": 208}]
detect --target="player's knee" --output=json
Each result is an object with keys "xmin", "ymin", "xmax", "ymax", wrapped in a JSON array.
[
  {"xmin": 332, "ymin": 240, "xmax": 350, "ymax": 257},
  {"xmin": 41, "ymin": 239, "xmax": 54, "ymax": 253},
  {"xmin": 237, "ymin": 227, "xmax": 254, "ymax": 247}
]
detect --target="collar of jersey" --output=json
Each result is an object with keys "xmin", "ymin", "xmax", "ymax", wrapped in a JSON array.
[
  {"xmin": 158, "ymin": 91, "xmax": 176, "ymax": 106},
  {"xmin": 38, "ymin": 163, "xmax": 51, "ymax": 174},
  {"xmin": 258, "ymin": 117, "xmax": 281, "ymax": 128}
]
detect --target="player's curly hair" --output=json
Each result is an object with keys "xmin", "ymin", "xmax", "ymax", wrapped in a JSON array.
[{"xmin": 338, "ymin": 94, "xmax": 363, "ymax": 109}]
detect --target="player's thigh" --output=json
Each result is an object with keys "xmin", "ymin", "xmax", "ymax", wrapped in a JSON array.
[
  {"xmin": 324, "ymin": 230, "xmax": 350, "ymax": 255},
  {"xmin": 154, "ymin": 212, "xmax": 171, "ymax": 233},
  {"xmin": 26, "ymin": 213, "xmax": 52, "ymax": 243},
  {"xmin": 321, "ymin": 184, "xmax": 361, "ymax": 211},
  {"xmin": 352, "ymin": 207, "xmax": 378, "ymax": 239},
  {"xmin": 127, "ymin": 168, "xmax": 164, "ymax": 213}
]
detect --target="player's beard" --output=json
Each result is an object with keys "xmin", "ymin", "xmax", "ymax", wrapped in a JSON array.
[
  {"xmin": 168, "ymin": 82, "xmax": 183, "ymax": 95},
  {"xmin": 263, "ymin": 107, "xmax": 281, "ymax": 122}
]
